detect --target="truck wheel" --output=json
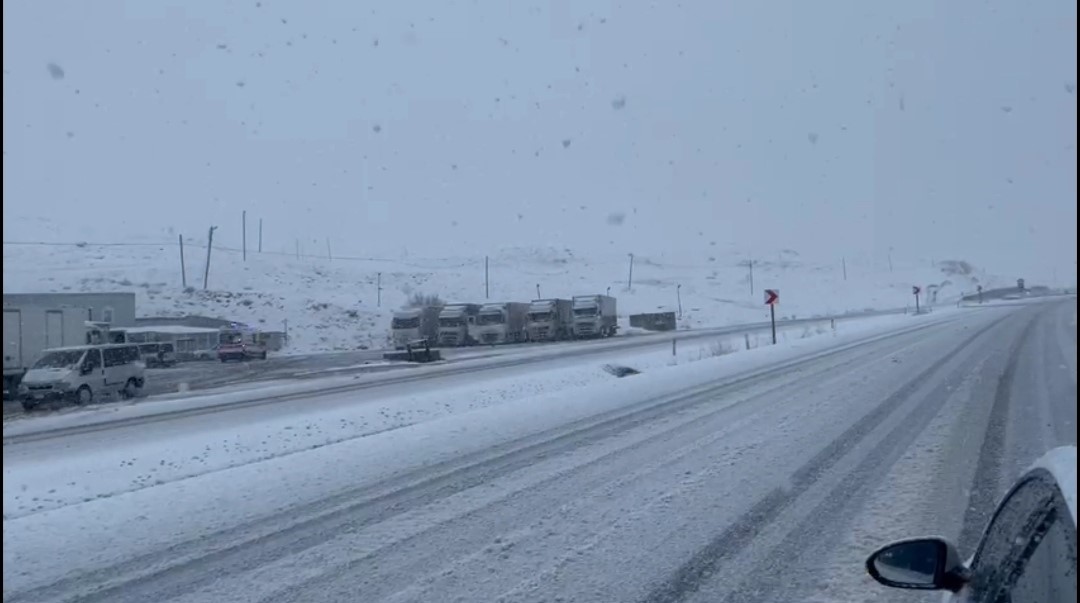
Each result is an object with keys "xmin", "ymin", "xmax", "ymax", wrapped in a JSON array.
[
  {"xmin": 121, "ymin": 378, "xmax": 143, "ymax": 400},
  {"xmin": 74, "ymin": 385, "xmax": 93, "ymax": 406}
]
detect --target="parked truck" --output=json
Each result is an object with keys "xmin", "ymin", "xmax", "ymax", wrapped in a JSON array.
[
  {"xmin": 525, "ymin": 298, "xmax": 574, "ymax": 341},
  {"xmin": 469, "ymin": 302, "xmax": 530, "ymax": 344},
  {"xmin": 437, "ymin": 303, "xmax": 482, "ymax": 346},
  {"xmin": 4, "ymin": 304, "xmax": 91, "ymax": 397},
  {"xmin": 572, "ymin": 294, "xmax": 618, "ymax": 338},
  {"xmin": 391, "ymin": 306, "xmax": 442, "ymax": 349}
]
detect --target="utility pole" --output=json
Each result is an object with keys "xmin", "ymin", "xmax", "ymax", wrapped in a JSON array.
[
  {"xmin": 676, "ymin": 284, "xmax": 683, "ymax": 318},
  {"xmin": 283, "ymin": 318, "xmax": 288, "ymax": 345},
  {"xmin": 242, "ymin": 210, "xmax": 247, "ymax": 262},
  {"xmin": 842, "ymin": 257, "xmax": 847, "ymax": 281},
  {"xmin": 748, "ymin": 258, "xmax": 754, "ymax": 296},
  {"xmin": 258, "ymin": 218, "xmax": 263, "ymax": 253},
  {"xmin": 326, "ymin": 238, "xmax": 332, "ymax": 262},
  {"xmin": 295, "ymin": 239, "xmax": 300, "ymax": 260},
  {"xmin": 203, "ymin": 225, "xmax": 218, "ymax": 290},
  {"xmin": 888, "ymin": 247, "xmax": 894, "ymax": 273},
  {"xmin": 536, "ymin": 283, "xmax": 541, "ymax": 299},
  {"xmin": 377, "ymin": 272, "xmax": 382, "ymax": 307},
  {"xmin": 179, "ymin": 234, "xmax": 187, "ymax": 288},
  {"xmin": 627, "ymin": 253, "xmax": 634, "ymax": 290},
  {"xmin": 484, "ymin": 256, "xmax": 489, "ymax": 299},
  {"xmin": 606, "ymin": 286, "xmax": 611, "ymax": 296}
]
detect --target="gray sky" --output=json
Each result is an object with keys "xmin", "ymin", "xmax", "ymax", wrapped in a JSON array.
[{"xmin": 3, "ymin": 0, "xmax": 1076, "ymax": 280}]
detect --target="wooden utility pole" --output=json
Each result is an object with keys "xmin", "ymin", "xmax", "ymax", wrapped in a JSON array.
[
  {"xmin": 179, "ymin": 234, "xmax": 187, "ymax": 288},
  {"xmin": 748, "ymin": 258, "xmax": 754, "ymax": 296},
  {"xmin": 627, "ymin": 253, "xmax": 634, "ymax": 290},
  {"xmin": 377, "ymin": 272, "xmax": 382, "ymax": 307},
  {"xmin": 242, "ymin": 210, "xmax": 247, "ymax": 261},
  {"xmin": 258, "ymin": 218, "xmax": 263, "ymax": 253},
  {"xmin": 842, "ymin": 257, "xmax": 847, "ymax": 281},
  {"xmin": 203, "ymin": 226, "xmax": 217, "ymax": 290},
  {"xmin": 485, "ymin": 256, "xmax": 489, "ymax": 299}
]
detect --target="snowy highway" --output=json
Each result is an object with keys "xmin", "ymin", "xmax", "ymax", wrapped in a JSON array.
[{"xmin": 3, "ymin": 299, "xmax": 1076, "ymax": 603}]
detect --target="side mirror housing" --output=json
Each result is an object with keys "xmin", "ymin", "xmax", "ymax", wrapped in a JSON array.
[{"xmin": 866, "ymin": 537, "xmax": 968, "ymax": 592}]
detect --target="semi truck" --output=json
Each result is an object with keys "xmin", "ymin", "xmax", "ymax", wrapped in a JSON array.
[
  {"xmin": 391, "ymin": 306, "xmax": 441, "ymax": 349},
  {"xmin": 525, "ymin": 298, "xmax": 574, "ymax": 341},
  {"xmin": 469, "ymin": 302, "xmax": 530, "ymax": 344},
  {"xmin": 572, "ymin": 294, "xmax": 618, "ymax": 338},
  {"xmin": 437, "ymin": 303, "xmax": 482, "ymax": 346},
  {"xmin": 4, "ymin": 304, "xmax": 92, "ymax": 397}
]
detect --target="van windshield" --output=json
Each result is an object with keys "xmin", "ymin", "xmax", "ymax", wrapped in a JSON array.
[{"xmin": 32, "ymin": 350, "xmax": 84, "ymax": 369}]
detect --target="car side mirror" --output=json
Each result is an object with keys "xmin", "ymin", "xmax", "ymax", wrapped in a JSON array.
[
  {"xmin": 80, "ymin": 364, "xmax": 93, "ymax": 375},
  {"xmin": 866, "ymin": 537, "xmax": 968, "ymax": 592}
]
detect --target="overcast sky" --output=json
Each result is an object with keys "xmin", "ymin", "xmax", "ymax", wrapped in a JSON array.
[{"xmin": 3, "ymin": 0, "xmax": 1076, "ymax": 280}]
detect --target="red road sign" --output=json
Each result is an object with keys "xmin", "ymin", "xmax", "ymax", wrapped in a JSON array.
[
  {"xmin": 764, "ymin": 289, "xmax": 779, "ymax": 305},
  {"xmin": 912, "ymin": 286, "xmax": 921, "ymax": 295}
]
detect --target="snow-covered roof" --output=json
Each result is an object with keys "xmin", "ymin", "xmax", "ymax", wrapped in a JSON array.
[{"xmin": 121, "ymin": 325, "xmax": 222, "ymax": 335}]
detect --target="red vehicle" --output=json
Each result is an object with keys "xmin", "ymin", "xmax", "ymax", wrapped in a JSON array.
[{"xmin": 217, "ymin": 331, "xmax": 268, "ymax": 362}]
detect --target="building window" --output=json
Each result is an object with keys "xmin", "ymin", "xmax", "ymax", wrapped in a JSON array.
[{"xmin": 102, "ymin": 307, "xmax": 114, "ymax": 324}]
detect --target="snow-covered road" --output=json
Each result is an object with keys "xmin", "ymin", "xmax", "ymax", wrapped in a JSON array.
[{"xmin": 3, "ymin": 299, "xmax": 1076, "ymax": 603}]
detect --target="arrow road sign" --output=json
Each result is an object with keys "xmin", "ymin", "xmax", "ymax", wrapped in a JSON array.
[
  {"xmin": 764, "ymin": 289, "xmax": 779, "ymax": 306},
  {"xmin": 912, "ymin": 286, "xmax": 921, "ymax": 295}
]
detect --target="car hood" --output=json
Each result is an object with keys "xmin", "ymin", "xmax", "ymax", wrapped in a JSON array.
[{"xmin": 22, "ymin": 368, "xmax": 74, "ymax": 384}]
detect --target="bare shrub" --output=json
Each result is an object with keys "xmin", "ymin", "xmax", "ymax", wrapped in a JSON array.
[{"xmin": 406, "ymin": 292, "xmax": 444, "ymax": 308}]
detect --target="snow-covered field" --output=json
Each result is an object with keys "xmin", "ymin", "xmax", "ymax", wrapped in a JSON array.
[{"xmin": 2, "ymin": 232, "xmax": 1000, "ymax": 354}]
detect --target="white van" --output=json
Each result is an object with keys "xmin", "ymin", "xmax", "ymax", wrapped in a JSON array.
[{"xmin": 19, "ymin": 344, "xmax": 146, "ymax": 411}]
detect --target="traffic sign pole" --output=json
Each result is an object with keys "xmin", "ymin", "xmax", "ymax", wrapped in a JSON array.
[
  {"xmin": 764, "ymin": 289, "xmax": 779, "ymax": 345},
  {"xmin": 912, "ymin": 286, "xmax": 921, "ymax": 314},
  {"xmin": 770, "ymin": 303, "xmax": 777, "ymax": 345}
]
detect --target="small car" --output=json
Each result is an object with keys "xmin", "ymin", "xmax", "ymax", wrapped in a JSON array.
[
  {"xmin": 217, "ymin": 340, "xmax": 268, "ymax": 362},
  {"xmin": 138, "ymin": 342, "xmax": 177, "ymax": 368},
  {"xmin": 866, "ymin": 445, "xmax": 1076, "ymax": 602}
]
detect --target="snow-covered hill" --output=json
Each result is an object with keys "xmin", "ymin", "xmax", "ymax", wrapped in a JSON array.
[{"xmin": 2, "ymin": 235, "xmax": 1001, "ymax": 354}]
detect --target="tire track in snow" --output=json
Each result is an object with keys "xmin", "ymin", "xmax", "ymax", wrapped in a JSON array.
[
  {"xmin": 637, "ymin": 312, "xmax": 1012, "ymax": 603},
  {"xmin": 716, "ymin": 310, "xmax": 1035, "ymax": 603},
  {"xmin": 957, "ymin": 310, "xmax": 1039, "ymax": 554}
]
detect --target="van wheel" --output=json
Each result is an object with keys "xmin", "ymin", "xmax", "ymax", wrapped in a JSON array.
[
  {"xmin": 122, "ymin": 378, "xmax": 143, "ymax": 400},
  {"xmin": 21, "ymin": 399, "xmax": 38, "ymax": 412},
  {"xmin": 74, "ymin": 386, "xmax": 93, "ymax": 406}
]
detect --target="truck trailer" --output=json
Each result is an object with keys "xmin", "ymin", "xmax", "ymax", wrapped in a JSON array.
[
  {"xmin": 469, "ymin": 302, "xmax": 530, "ymax": 344},
  {"xmin": 437, "ymin": 303, "xmax": 482, "ymax": 346},
  {"xmin": 525, "ymin": 298, "xmax": 574, "ymax": 341},
  {"xmin": 572, "ymin": 294, "xmax": 618, "ymax": 338},
  {"xmin": 4, "ymin": 304, "xmax": 91, "ymax": 396},
  {"xmin": 391, "ymin": 306, "xmax": 441, "ymax": 349}
]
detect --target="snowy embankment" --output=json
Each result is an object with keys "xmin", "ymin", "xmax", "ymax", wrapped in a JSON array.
[
  {"xmin": 2, "ymin": 237, "xmax": 995, "ymax": 355},
  {"xmin": 1, "ymin": 307, "xmax": 969, "ymax": 595}
]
